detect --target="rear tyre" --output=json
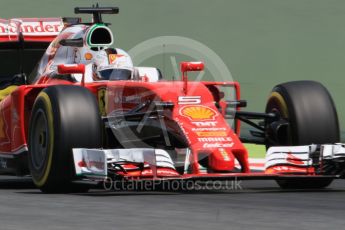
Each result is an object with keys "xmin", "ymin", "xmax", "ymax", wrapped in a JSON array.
[
  {"xmin": 28, "ymin": 85, "xmax": 102, "ymax": 193},
  {"xmin": 265, "ymin": 81, "xmax": 339, "ymax": 189}
]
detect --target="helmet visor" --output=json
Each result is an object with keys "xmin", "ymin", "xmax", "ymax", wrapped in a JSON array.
[{"xmin": 98, "ymin": 68, "xmax": 132, "ymax": 80}]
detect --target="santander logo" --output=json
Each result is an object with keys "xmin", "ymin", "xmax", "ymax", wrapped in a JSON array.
[{"xmin": 0, "ymin": 19, "xmax": 63, "ymax": 35}]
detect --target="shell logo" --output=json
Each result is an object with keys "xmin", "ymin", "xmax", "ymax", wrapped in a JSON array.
[
  {"xmin": 84, "ymin": 53, "xmax": 93, "ymax": 60},
  {"xmin": 180, "ymin": 105, "xmax": 218, "ymax": 121}
]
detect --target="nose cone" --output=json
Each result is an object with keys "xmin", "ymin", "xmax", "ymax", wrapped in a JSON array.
[{"xmin": 208, "ymin": 148, "xmax": 235, "ymax": 171}]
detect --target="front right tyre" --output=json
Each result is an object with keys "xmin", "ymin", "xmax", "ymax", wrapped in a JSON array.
[
  {"xmin": 265, "ymin": 81, "xmax": 339, "ymax": 189},
  {"xmin": 28, "ymin": 85, "xmax": 102, "ymax": 193}
]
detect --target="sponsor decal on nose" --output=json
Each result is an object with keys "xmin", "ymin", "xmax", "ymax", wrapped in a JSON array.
[{"xmin": 180, "ymin": 105, "xmax": 218, "ymax": 121}]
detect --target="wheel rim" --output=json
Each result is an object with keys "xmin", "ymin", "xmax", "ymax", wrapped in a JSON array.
[
  {"xmin": 30, "ymin": 108, "xmax": 50, "ymax": 170},
  {"xmin": 266, "ymin": 92, "xmax": 291, "ymax": 146}
]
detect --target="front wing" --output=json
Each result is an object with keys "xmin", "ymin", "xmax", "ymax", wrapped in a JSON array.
[{"xmin": 72, "ymin": 144, "xmax": 345, "ymax": 182}]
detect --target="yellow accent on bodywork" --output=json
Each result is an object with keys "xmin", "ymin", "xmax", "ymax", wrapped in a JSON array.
[
  {"xmin": 0, "ymin": 86, "xmax": 18, "ymax": 138},
  {"xmin": 98, "ymin": 88, "xmax": 108, "ymax": 116},
  {"xmin": 0, "ymin": 85, "xmax": 18, "ymax": 101}
]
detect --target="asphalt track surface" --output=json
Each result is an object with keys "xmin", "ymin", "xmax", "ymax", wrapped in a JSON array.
[{"xmin": 0, "ymin": 176, "xmax": 344, "ymax": 230}]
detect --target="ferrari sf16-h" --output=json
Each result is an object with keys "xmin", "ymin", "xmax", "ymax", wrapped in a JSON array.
[{"xmin": 0, "ymin": 5, "xmax": 343, "ymax": 193}]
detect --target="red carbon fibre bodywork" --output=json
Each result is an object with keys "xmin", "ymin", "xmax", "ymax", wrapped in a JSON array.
[
  {"xmin": 0, "ymin": 78, "xmax": 251, "ymax": 175},
  {"xmin": 0, "ymin": 16, "xmax": 254, "ymax": 177},
  {"xmin": 0, "ymin": 17, "xmax": 64, "ymax": 159},
  {"xmin": 0, "ymin": 16, "xmax": 335, "ymax": 183}
]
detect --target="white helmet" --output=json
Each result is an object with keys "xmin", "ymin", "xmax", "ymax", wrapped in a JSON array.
[{"xmin": 92, "ymin": 48, "xmax": 133, "ymax": 81}]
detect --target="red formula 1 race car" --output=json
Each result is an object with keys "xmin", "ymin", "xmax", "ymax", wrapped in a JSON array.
[{"xmin": 0, "ymin": 5, "xmax": 343, "ymax": 193}]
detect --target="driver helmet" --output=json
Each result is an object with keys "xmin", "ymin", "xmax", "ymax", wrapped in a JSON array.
[{"xmin": 92, "ymin": 48, "xmax": 134, "ymax": 81}]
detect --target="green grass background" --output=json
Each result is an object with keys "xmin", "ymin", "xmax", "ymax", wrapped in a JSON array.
[
  {"xmin": 2, "ymin": 0, "xmax": 345, "ymax": 157},
  {"xmin": 244, "ymin": 144, "xmax": 266, "ymax": 158}
]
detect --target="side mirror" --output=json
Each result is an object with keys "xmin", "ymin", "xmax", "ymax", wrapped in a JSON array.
[
  {"xmin": 57, "ymin": 64, "xmax": 85, "ymax": 75},
  {"xmin": 180, "ymin": 61, "xmax": 204, "ymax": 94},
  {"xmin": 180, "ymin": 61, "xmax": 204, "ymax": 73}
]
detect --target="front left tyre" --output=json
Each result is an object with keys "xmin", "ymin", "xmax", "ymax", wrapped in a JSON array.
[{"xmin": 28, "ymin": 85, "xmax": 102, "ymax": 193}]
